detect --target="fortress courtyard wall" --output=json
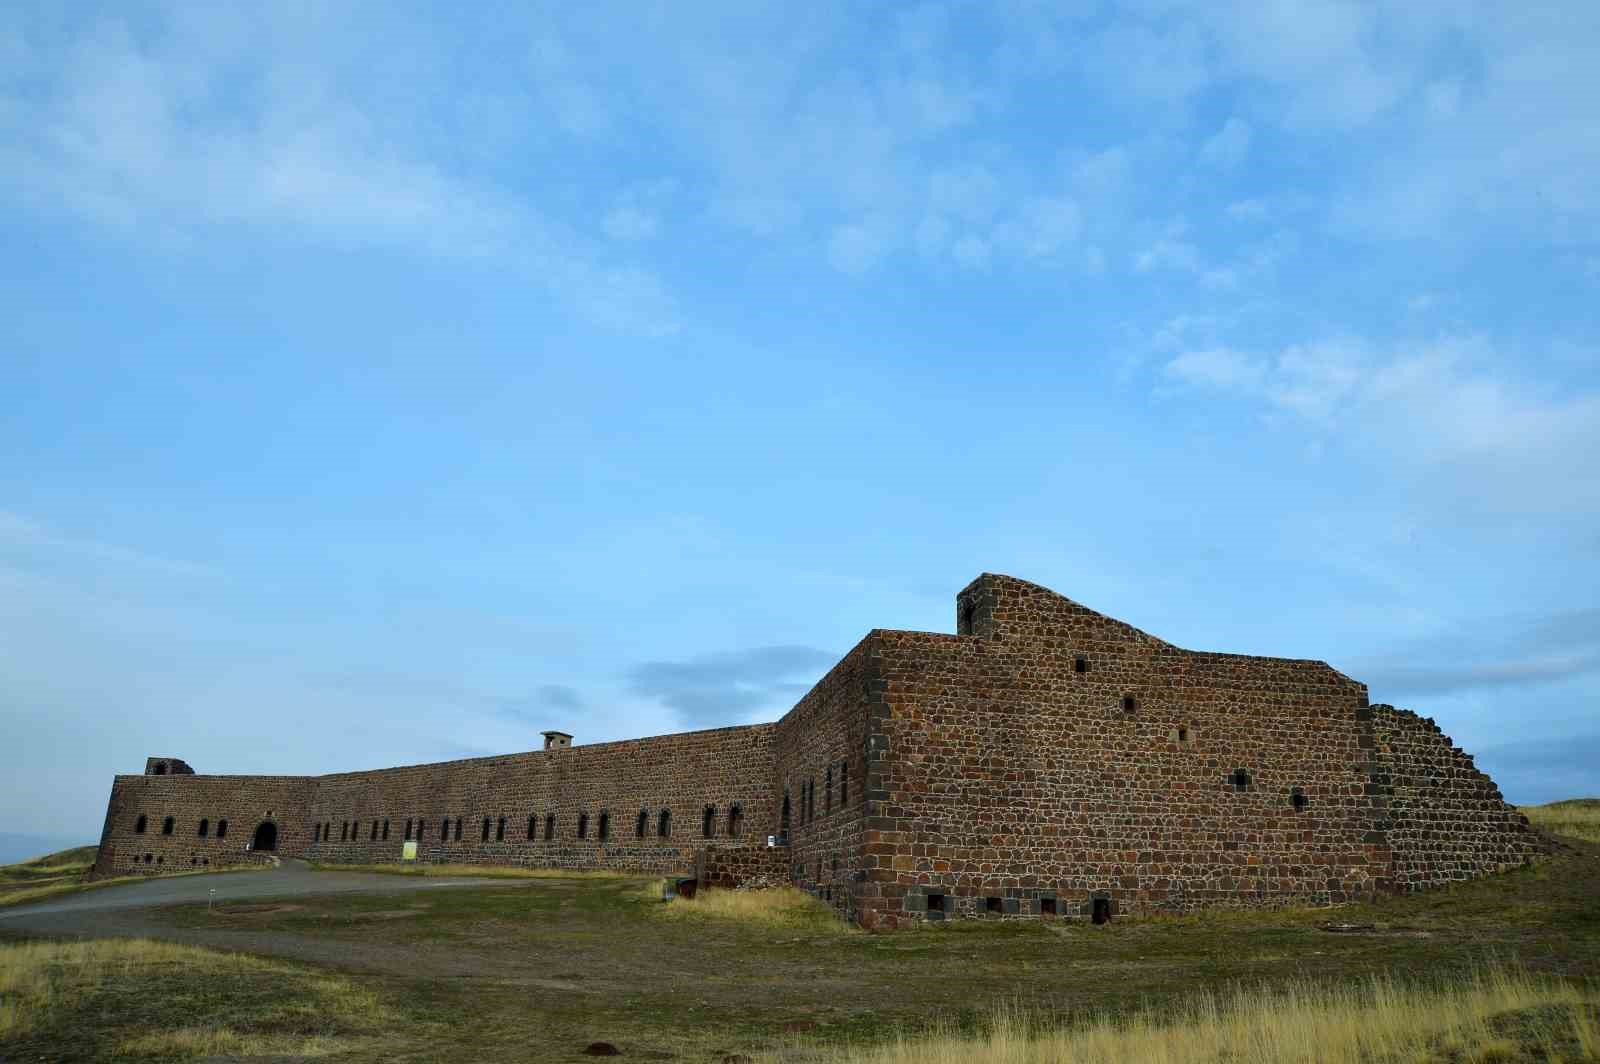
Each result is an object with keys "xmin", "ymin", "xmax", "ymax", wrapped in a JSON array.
[
  {"xmin": 93, "ymin": 773, "xmax": 313, "ymax": 877},
  {"xmin": 89, "ymin": 572, "xmax": 1549, "ymax": 928},
  {"xmin": 858, "ymin": 574, "xmax": 1387, "ymax": 928},
  {"xmin": 771, "ymin": 635, "xmax": 875, "ymax": 922}
]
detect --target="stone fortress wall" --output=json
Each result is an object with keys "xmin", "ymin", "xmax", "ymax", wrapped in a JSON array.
[
  {"xmin": 96, "ymin": 725, "xmax": 777, "ymax": 880},
  {"xmin": 92, "ymin": 573, "xmax": 1549, "ymax": 929}
]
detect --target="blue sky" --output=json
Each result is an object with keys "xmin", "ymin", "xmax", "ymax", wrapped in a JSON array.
[{"xmin": 2, "ymin": 2, "xmax": 1597, "ymax": 848}]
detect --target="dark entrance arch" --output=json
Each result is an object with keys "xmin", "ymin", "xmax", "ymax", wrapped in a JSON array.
[{"xmin": 251, "ymin": 821, "xmax": 278, "ymax": 852}]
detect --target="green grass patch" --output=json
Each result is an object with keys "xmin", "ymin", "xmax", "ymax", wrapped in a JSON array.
[
  {"xmin": 0, "ymin": 938, "xmax": 401, "ymax": 1061},
  {"xmin": 784, "ymin": 966, "xmax": 1600, "ymax": 1064},
  {"xmin": 7, "ymin": 810, "xmax": 1600, "ymax": 1061},
  {"xmin": 1523, "ymin": 798, "xmax": 1600, "ymax": 844},
  {"xmin": 654, "ymin": 881, "xmax": 856, "ymax": 934},
  {"xmin": 0, "ymin": 848, "xmax": 268, "ymax": 910}
]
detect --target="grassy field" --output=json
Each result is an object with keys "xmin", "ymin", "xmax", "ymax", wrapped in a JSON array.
[
  {"xmin": 0, "ymin": 845, "xmax": 119, "ymax": 909},
  {"xmin": 824, "ymin": 966, "xmax": 1599, "ymax": 1063},
  {"xmin": 0, "ymin": 846, "xmax": 270, "ymax": 909},
  {"xmin": 1, "ymin": 812, "xmax": 1596, "ymax": 1061},
  {"xmin": 1524, "ymin": 798, "xmax": 1600, "ymax": 844},
  {"xmin": 0, "ymin": 938, "xmax": 396, "ymax": 1061}
]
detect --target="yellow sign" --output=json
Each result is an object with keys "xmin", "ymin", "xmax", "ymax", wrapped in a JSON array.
[{"xmin": 401, "ymin": 841, "xmax": 418, "ymax": 861}]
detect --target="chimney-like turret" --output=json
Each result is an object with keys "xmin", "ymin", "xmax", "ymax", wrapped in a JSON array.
[{"xmin": 542, "ymin": 731, "xmax": 572, "ymax": 751}]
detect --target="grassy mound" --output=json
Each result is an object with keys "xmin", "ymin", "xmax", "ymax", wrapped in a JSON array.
[
  {"xmin": 1521, "ymin": 799, "xmax": 1600, "ymax": 844},
  {"xmin": 655, "ymin": 881, "xmax": 853, "ymax": 933},
  {"xmin": 0, "ymin": 848, "xmax": 110, "ymax": 908},
  {"xmin": 16, "ymin": 845, "xmax": 97, "ymax": 870},
  {"xmin": 0, "ymin": 938, "xmax": 396, "ymax": 1061},
  {"xmin": 805, "ymin": 966, "xmax": 1600, "ymax": 1064}
]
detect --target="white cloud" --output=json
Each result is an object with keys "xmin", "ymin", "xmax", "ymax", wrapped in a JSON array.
[
  {"xmin": 602, "ymin": 181, "xmax": 675, "ymax": 243},
  {"xmin": 603, "ymin": 206, "xmax": 658, "ymax": 242},
  {"xmin": 1163, "ymin": 336, "xmax": 1600, "ymax": 520},
  {"xmin": 1135, "ymin": 238, "xmax": 1201, "ymax": 274},
  {"xmin": 0, "ymin": 12, "xmax": 681, "ymax": 335},
  {"xmin": 951, "ymin": 233, "xmax": 992, "ymax": 269},
  {"xmin": 827, "ymin": 219, "xmax": 893, "ymax": 275},
  {"xmin": 1199, "ymin": 117, "xmax": 1252, "ymax": 168},
  {"xmin": 0, "ymin": 511, "xmax": 213, "ymax": 578}
]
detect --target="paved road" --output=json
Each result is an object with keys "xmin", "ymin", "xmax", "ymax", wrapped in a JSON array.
[{"xmin": 0, "ymin": 859, "xmax": 504, "ymax": 920}]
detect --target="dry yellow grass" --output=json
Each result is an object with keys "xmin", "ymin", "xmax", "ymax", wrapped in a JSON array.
[
  {"xmin": 310, "ymin": 861, "xmax": 632, "ymax": 879},
  {"xmin": 655, "ymin": 882, "xmax": 854, "ymax": 933},
  {"xmin": 1522, "ymin": 799, "xmax": 1600, "ymax": 844},
  {"xmin": 0, "ymin": 873, "xmax": 141, "ymax": 909},
  {"xmin": 0, "ymin": 938, "xmax": 394, "ymax": 1058},
  {"xmin": 794, "ymin": 966, "xmax": 1598, "ymax": 1064}
]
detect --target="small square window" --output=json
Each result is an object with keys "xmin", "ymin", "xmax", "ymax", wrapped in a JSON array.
[
  {"xmin": 927, "ymin": 893, "xmax": 946, "ymax": 912},
  {"xmin": 1040, "ymin": 897, "xmax": 1057, "ymax": 916},
  {"xmin": 985, "ymin": 896, "xmax": 1003, "ymax": 914}
]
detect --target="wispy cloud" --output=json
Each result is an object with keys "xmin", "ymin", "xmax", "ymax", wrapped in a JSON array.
[
  {"xmin": 626, "ymin": 645, "xmax": 836, "ymax": 727},
  {"xmin": 0, "ymin": 511, "xmax": 212, "ymax": 578},
  {"xmin": 1475, "ymin": 732, "xmax": 1600, "ymax": 805},
  {"xmin": 1162, "ymin": 336, "xmax": 1600, "ymax": 521},
  {"xmin": 1352, "ymin": 607, "xmax": 1600, "ymax": 700},
  {"xmin": 0, "ymin": 11, "xmax": 679, "ymax": 335}
]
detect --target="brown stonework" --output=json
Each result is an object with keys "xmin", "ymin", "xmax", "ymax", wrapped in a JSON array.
[{"xmin": 91, "ymin": 573, "xmax": 1550, "ymax": 929}]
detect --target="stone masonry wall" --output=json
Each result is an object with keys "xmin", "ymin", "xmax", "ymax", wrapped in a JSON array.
[
  {"xmin": 859, "ymin": 573, "xmax": 1382, "ymax": 929},
  {"xmin": 95, "ymin": 725, "xmax": 777, "ymax": 879},
  {"xmin": 94, "ymin": 773, "xmax": 311, "ymax": 877},
  {"xmin": 772, "ymin": 636, "xmax": 874, "ymax": 923},
  {"xmin": 302, "ymin": 723, "xmax": 775, "ymax": 873},
  {"xmin": 1371, "ymin": 704, "xmax": 1547, "ymax": 889},
  {"xmin": 92, "ymin": 571, "xmax": 1543, "ymax": 931},
  {"xmin": 701, "ymin": 844, "xmax": 792, "ymax": 888}
]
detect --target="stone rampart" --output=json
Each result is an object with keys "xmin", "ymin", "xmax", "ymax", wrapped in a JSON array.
[
  {"xmin": 1371, "ymin": 704, "xmax": 1546, "ymax": 890},
  {"xmin": 90, "ymin": 571, "xmax": 1547, "ymax": 930}
]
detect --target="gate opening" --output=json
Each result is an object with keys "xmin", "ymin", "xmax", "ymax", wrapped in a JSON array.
[{"xmin": 251, "ymin": 821, "xmax": 278, "ymax": 852}]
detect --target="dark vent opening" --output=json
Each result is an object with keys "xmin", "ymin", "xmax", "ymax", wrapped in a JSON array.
[{"xmin": 1092, "ymin": 897, "xmax": 1112, "ymax": 924}]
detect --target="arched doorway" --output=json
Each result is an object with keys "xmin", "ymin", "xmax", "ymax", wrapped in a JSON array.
[{"xmin": 251, "ymin": 821, "xmax": 278, "ymax": 852}]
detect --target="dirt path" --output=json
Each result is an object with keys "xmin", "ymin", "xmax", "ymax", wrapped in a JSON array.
[{"xmin": 0, "ymin": 859, "xmax": 501, "ymax": 920}]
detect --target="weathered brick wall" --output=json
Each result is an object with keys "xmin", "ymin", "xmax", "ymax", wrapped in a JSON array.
[
  {"xmin": 701, "ymin": 843, "xmax": 792, "ymax": 887},
  {"xmin": 772, "ymin": 637, "xmax": 873, "ymax": 922},
  {"xmin": 95, "ymin": 726, "xmax": 776, "ymax": 878},
  {"xmin": 91, "ymin": 572, "xmax": 1540, "ymax": 930},
  {"xmin": 93, "ymin": 772, "xmax": 311, "ymax": 877},
  {"xmin": 299, "ymin": 723, "xmax": 773, "ymax": 873},
  {"xmin": 860, "ymin": 574, "xmax": 1382, "ymax": 928},
  {"xmin": 1371, "ymin": 704, "xmax": 1546, "ymax": 889}
]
